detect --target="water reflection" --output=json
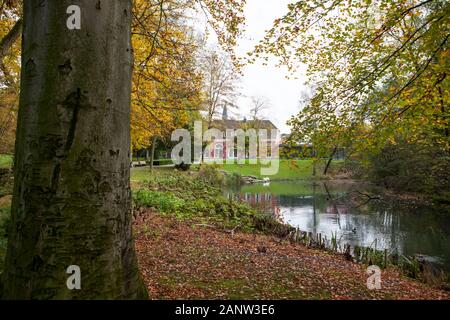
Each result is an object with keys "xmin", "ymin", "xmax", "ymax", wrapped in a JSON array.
[{"xmin": 226, "ymin": 181, "xmax": 450, "ymax": 271}]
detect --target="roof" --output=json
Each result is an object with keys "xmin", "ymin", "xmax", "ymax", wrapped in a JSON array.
[{"xmin": 210, "ymin": 119, "xmax": 278, "ymax": 131}]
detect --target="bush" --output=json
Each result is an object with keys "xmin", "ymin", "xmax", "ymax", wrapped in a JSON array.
[
  {"xmin": 367, "ymin": 138, "xmax": 449, "ymax": 195},
  {"xmin": 198, "ymin": 164, "xmax": 223, "ymax": 186},
  {"xmin": 133, "ymin": 171, "xmax": 258, "ymax": 230},
  {"xmin": 153, "ymin": 159, "xmax": 173, "ymax": 166},
  {"xmin": 0, "ymin": 204, "xmax": 11, "ymax": 273},
  {"xmin": 253, "ymin": 214, "xmax": 294, "ymax": 237},
  {"xmin": 175, "ymin": 162, "xmax": 191, "ymax": 171},
  {"xmin": 224, "ymin": 172, "xmax": 243, "ymax": 187},
  {"xmin": 0, "ymin": 169, "xmax": 13, "ymax": 198},
  {"xmin": 133, "ymin": 189, "xmax": 184, "ymax": 213}
]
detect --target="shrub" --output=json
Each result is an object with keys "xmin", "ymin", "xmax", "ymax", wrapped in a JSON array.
[
  {"xmin": 367, "ymin": 138, "xmax": 449, "ymax": 195},
  {"xmin": 0, "ymin": 204, "xmax": 11, "ymax": 273},
  {"xmin": 134, "ymin": 171, "xmax": 259, "ymax": 231},
  {"xmin": 198, "ymin": 164, "xmax": 223, "ymax": 186},
  {"xmin": 224, "ymin": 172, "xmax": 243, "ymax": 187},
  {"xmin": 175, "ymin": 162, "xmax": 191, "ymax": 171},
  {"xmin": 253, "ymin": 214, "xmax": 294, "ymax": 237},
  {"xmin": 133, "ymin": 189, "xmax": 184, "ymax": 213},
  {"xmin": 0, "ymin": 169, "xmax": 13, "ymax": 198}
]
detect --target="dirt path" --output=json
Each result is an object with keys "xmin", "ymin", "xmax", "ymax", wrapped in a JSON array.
[{"xmin": 135, "ymin": 211, "xmax": 450, "ymax": 300}]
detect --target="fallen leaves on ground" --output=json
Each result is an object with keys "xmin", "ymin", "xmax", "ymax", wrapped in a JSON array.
[{"xmin": 135, "ymin": 210, "xmax": 450, "ymax": 300}]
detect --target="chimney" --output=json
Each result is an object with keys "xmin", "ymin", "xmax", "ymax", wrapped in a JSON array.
[{"xmin": 222, "ymin": 103, "xmax": 228, "ymax": 120}]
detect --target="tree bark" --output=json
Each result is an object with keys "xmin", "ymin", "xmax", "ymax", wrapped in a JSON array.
[
  {"xmin": 323, "ymin": 146, "xmax": 338, "ymax": 176},
  {"xmin": 1, "ymin": 0, "xmax": 147, "ymax": 299},
  {"xmin": 150, "ymin": 136, "xmax": 157, "ymax": 173},
  {"xmin": 312, "ymin": 146, "xmax": 316, "ymax": 176},
  {"xmin": 130, "ymin": 145, "xmax": 134, "ymax": 165},
  {"xmin": 0, "ymin": 19, "xmax": 22, "ymax": 61}
]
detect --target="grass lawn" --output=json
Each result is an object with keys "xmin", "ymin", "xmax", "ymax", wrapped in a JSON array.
[
  {"xmin": 218, "ymin": 159, "xmax": 340, "ymax": 180},
  {"xmin": 131, "ymin": 160, "xmax": 344, "ymax": 184},
  {"xmin": 240, "ymin": 181, "xmax": 316, "ymax": 196},
  {"xmin": 131, "ymin": 167, "xmax": 153, "ymax": 184},
  {"xmin": 131, "ymin": 167, "xmax": 174, "ymax": 186},
  {"xmin": 0, "ymin": 154, "xmax": 13, "ymax": 169}
]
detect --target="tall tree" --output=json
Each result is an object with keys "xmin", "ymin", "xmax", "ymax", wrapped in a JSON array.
[
  {"xmin": 254, "ymin": 0, "xmax": 449, "ymax": 155},
  {"xmin": 0, "ymin": 0, "xmax": 21, "ymax": 154},
  {"xmin": 201, "ymin": 49, "xmax": 240, "ymax": 127},
  {"xmin": 0, "ymin": 0, "xmax": 247, "ymax": 157},
  {"xmin": 0, "ymin": 0, "xmax": 21, "ymax": 61},
  {"xmin": 249, "ymin": 95, "xmax": 270, "ymax": 121},
  {"xmin": 131, "ymin": 0, "xmax": 204, "ymax": 152},
  {"xmin": 1, "ymin": 0, "xmax": 147, "ymax": 299}
]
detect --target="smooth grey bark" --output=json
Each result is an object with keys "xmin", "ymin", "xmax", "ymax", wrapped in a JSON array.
[{"xmin": 1, "ymin": 0, "xmax": 147, "ymax": 299}]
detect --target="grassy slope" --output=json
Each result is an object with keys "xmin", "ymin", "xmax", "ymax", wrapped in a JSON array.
[
  {"xmin": 240, "ymin": 181, "xmax": 316, "ymax": 196},
  {"xmin": 221, "ymin": 159, "xmax": 314, "ymax": 180},
  {"xmin": 131, "ymin": 167, "xmax": 173, "ymax": 185},
  {"xmin": 132, "ymin": 168, "xmax": 259, "ymax": 231},
  {"xmin": 218, "ymin": 159, "xmax": 344, "ymax": 180},
  {"xmin": 132, "ymin": 160, "xmax": 346, "ymax": 184}
]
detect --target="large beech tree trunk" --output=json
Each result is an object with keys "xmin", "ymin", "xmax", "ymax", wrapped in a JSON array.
[{"xmin": 1, "ymin": 0, "xmax": 147, "ymax": 299}]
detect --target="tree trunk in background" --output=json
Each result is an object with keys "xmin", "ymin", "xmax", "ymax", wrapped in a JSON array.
[
  {"xmin": 1, "ymin": 0, "xmax": 147, "ymax": 299},
  {"xmin": 312, "ymin": 147, "xmax": 316, "ymax": 177},
  {"xmin": 0, "ymin": 19, "xmax": 22, "ymax": 61},
  {"xmin": 323, "ymin": 147, "xmax": 338, "ymax": 176},
  {"xmin": 150, "ymin": 136, "xmax": 157, "ymax": 173}
]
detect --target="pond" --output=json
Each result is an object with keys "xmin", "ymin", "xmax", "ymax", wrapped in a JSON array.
[{"xmin": 226, "ymin": 181, "xmax": 450, "ymax": 272}]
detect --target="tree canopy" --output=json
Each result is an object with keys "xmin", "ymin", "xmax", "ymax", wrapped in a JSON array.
[{"xmin": 251, "ymin": 0, "xmax": 449, "ymax": 160}]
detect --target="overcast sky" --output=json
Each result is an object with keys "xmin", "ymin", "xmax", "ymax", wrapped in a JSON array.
[
  {"xmin": 195, "ymin": 0, "xmax": 308, "ymax": 134},
  {"xmin": 232, "ymin": 0, "xmax": 307, "ymax": 134}
]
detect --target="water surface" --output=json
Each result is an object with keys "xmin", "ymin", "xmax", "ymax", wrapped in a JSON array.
[{"xmin": 226, "ymin": 181, "xmax": 450, "ymax": 271}]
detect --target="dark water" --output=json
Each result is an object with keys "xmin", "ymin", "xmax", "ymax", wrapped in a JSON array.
[{"xmin": 226, "ymin": 181, "xmax": 450, "ymax": 271}]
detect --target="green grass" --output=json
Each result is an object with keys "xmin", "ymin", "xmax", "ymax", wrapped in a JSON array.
[
  {"xmin": 131, "ymin": 160, "xmax": 345, "ymax": 185},
  {"xmin": 239, "ymin": 180, "xmax": 352, "ymax": 196},
  {"xmin": 0, "ymin": 154, "xmax": 13, "ymax": 169},
  {"xmin": 218, "ymin": 159, "xmax": 345, "ymax": 180},
  {"xmin": 218, "ymin": 159, "xmax": 315, "ymax": 180},
  {"xmin": 133, "ymin": 169, "xmax": 259, "ymax": 231},
  {"xmin": 239, "ymin": 181, "xmax": 316, "ymax": 196},
  {"xmin": 131, "ymin": 167, "xmax": 174, "ymax": 185},
  {"xmin": 133, "ymin": 189, "xmax": 185, "ymax": 213}
]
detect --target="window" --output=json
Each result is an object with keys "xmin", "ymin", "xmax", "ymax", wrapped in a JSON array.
[{"xmin": 215, "ymin": 144, "xmax": 223, "ymax": 159}]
